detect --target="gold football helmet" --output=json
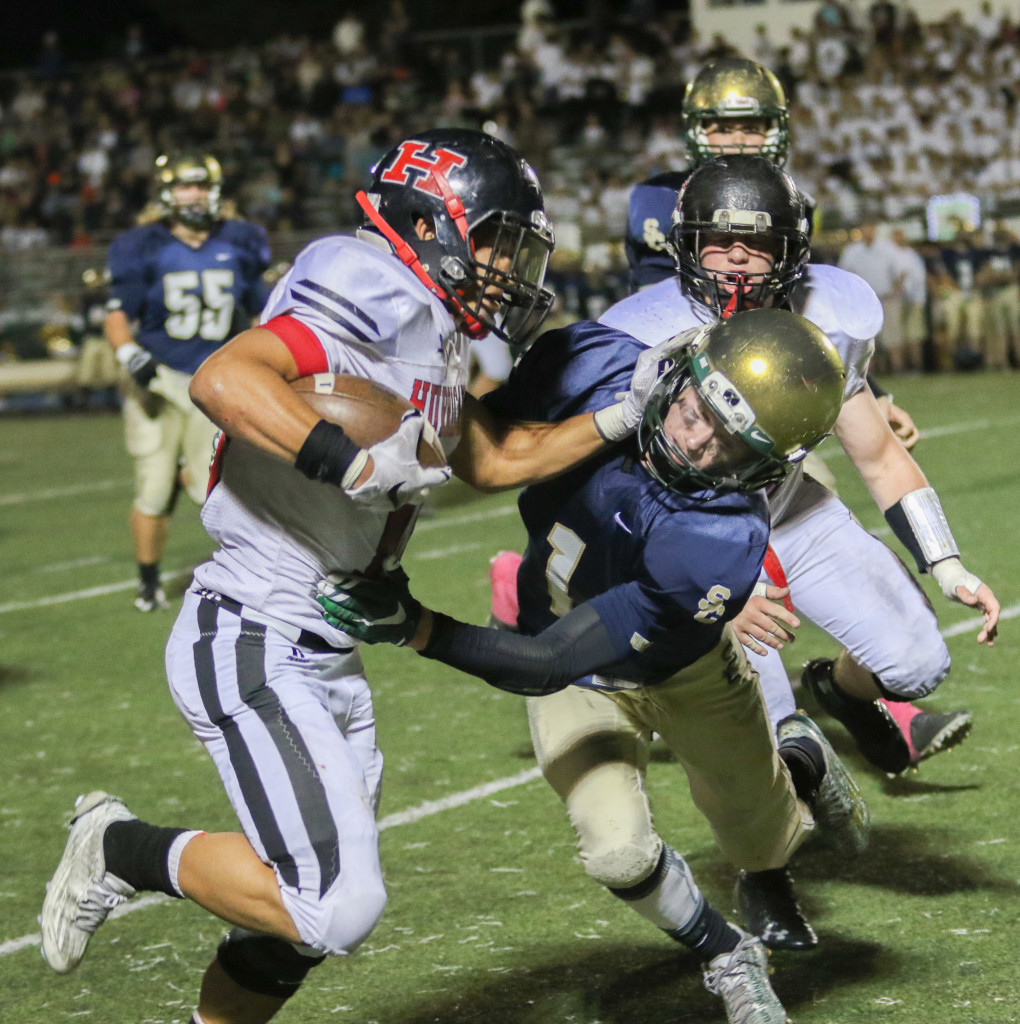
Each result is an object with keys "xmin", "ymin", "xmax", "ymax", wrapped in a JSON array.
[
  {"xmin": 155, "ymin": 152, "xmax": 223, "ymax": 228},
  {"xmin": 682, "ymin": 58, "xmax": 790, "ymax": 166},
  {"xmin": 638, "ymin": 308, "xmax": 844, "ymax": 494}
]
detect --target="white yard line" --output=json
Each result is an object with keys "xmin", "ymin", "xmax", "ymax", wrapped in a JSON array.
[
  {"xmin": 0, "ymin": 769, "xmax": 544, "ymax": 959},
  {"xmin": 0, "ymin": 479, "xmax": 129, "ymax": 507}
]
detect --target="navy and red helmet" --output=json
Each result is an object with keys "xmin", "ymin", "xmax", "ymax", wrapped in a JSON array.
[{"xmin": 357, "ymin": 129, "xmax": 555, "ymax": 343}]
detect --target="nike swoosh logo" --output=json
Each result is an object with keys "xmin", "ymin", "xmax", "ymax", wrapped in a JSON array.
[
  {"xmin": 613, "ymin": 511, "xmax": 632, "ymax": 534},
  {"xmin": 215, "ymin": 252, "xmax": 231, "ymax": 261}
]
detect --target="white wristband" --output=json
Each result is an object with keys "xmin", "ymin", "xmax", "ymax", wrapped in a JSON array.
[
  {"xmin": 592, "ymin": 402, "xmax": 630, "ymax": 442},
  {"xmin": 115, "ymin": 341, "xmax": 144, "ymax": 368},
  {"xmin": 930, "ymin": 557, "xmax": 983, "ymax": 602},
  {"xmin": 340, "ymin": 449, "xmax": 370, "ymax": 490}
]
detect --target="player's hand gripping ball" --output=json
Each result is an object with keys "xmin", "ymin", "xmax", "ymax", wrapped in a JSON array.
[{"xmin": 291, "ymin": 373, "xmax": 450, "ymax": 509}]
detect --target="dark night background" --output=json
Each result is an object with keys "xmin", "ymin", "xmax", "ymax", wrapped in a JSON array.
[{"xmin": 0, "ymin": 1, "xmax": 603, "ymax": 70}]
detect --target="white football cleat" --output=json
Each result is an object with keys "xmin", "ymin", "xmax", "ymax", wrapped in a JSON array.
[
  {"xmin": 40, "ymin": 791, "xmax": 137, "ymax": 973},
  {"xmin": 703, "ymin": 928, "xmax": 792, "ymax": 1024}
]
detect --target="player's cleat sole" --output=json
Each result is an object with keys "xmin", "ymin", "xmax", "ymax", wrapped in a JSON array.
[
  {"xmin": 40, "ymin": 791, "xmax": 137, "ymax": 974},
  {"xmin": 911, "ymin": 708, "xmax": 973, "ymax": 762},
  {"xmin": 880, "ymin": 700, "xmax": 974, "ymax": 766},
  {"xmin": 735, "ymin": 867, "xmax": 817, "ymax": 951},
  {"xmin": 801, "ymin": 658, "xmax": 910, "ymax": 774},
  {"xmin": 703, "ymin": 928, "xmax": 792, "ymax": 1024},
  {"xmin": 778, "ymin": 712, "xmax": 871, "ymax": 856}
]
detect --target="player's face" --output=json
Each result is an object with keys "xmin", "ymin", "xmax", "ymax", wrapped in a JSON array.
[
  {"xmin": 698, "ymin": 233, "xmax": 776, "ymax": 307},
  {"xmin": 467, "ymin": 234, "xmax": 515, "ymax": 316},
  {"xmin": 171, "ymin": 183, "xmax": 212, "ymax": 215},
  {"xmin": 661, "ymin": 385, "xmax": 749, "ymax": 474},
  {"xmin": 701, "ymin": 118, "xmax": 769, "ymax": 154}
]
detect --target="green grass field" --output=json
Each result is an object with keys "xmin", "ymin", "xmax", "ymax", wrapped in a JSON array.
[{"xmin": 1, "ymin": 371, "xmax": 1018, "ymax": 1024}]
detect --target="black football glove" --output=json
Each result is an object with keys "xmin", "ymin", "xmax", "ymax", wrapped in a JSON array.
[
  {"xmin": 315, "ymin": 569, "xmax": 423, "ymax": 647},
  {"xmin": 116, "ymin": 342, "xmax": 159, "ymax": 388}
]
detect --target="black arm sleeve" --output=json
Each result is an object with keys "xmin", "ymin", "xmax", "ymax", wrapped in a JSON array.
[
  {"xmin": 420, "ymin": 603, "xmax": 620, "ymax": 696},
  {"xmin": 866, "ymin": 373, "xmax": 887, "ymax": 399}
]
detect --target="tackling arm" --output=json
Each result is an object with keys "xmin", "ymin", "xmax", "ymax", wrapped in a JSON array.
[{"xmin": 451, "ymin": 393, "xmax": 609, "ymax": 492}]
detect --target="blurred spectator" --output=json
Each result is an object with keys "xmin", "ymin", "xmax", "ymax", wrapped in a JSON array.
[
  {"xmin": 891, "ymin": 227, "xmax": 928, "ymax": 372},
  {"xmin": 838, "ymin": 221, "xmax": 905, "ymax": 373},
  {"xmin": 974, "ymin": 224, "xmax": 1020, "ymax": 370}
]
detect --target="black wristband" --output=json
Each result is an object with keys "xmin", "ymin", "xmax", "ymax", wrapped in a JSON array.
[
  {"xmin": 295, "ymin": 420, "xmax": 362, "ymax": 487},
  {"xmin": 883, "ymin": 499, "xmax": 926, "ymax": 573}
]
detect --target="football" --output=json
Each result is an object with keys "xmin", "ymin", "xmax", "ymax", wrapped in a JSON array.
[{"xmin": 290, "ymin": 373, "xmax": 447, "ymax": 468}]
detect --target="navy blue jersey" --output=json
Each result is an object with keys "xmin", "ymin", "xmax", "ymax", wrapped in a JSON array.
[
  {"xmin": 486, "ymin": 321, "xmax": 770, "ymax": 686},
  {"xmin": 107, "ymin": 220, "xmax": 271, "ymax": 374},
  {"xmin": 624, "ymin": 172, "xmax": 689, "ymax": 291}
]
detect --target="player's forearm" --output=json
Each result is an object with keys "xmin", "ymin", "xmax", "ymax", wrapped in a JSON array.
[
  {"xmin": 104, "ymin": 310, "xmax": 136, "ymax": 351},
  {"xmin": 413, "ymin": 603, "xmax": 619, "ymax": 695},
  {"xmin": 452, "ymin": 394, "xmax": 606, "ymax": 492}
]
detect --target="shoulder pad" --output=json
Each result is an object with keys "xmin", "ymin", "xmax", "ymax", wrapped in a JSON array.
[{"xmin": 794, "ymin": 264, "xmax": 884, "ymax": 342}]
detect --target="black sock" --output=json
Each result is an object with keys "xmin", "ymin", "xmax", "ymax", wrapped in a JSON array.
[
  {"xmin": 779, "ymin": 736, "xmax": 826, "ymax": 801},
  {"xmin": 139, "ymin": 562, "xmax": 161, "ymax": 589},
  {"xmin": 667, "ymin": 901, "xmax": 741, "ymax": 960},
  {"xmin": 103, "ymin": 819, "xmax": 189, "ymax": 897}
]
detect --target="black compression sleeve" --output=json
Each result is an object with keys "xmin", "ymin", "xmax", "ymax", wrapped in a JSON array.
[
  {"xmin": 867, "ymin": 373, "xmax": 887, "ymax": 399},
  {"xmin": 295, "ymin": 420, "xmax": 362, "ymax": 486},
  {"xmin": 421, "ymin": 603, "xmax": 620, "ymax": 696}
]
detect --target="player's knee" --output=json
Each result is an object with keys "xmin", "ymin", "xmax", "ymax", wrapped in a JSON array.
[
  {"xmin": 216, "ymin": 929, "xmax": 326, "ymax": 1000},
  {"xmin": 874, "ymin": 642, "xmax": 951, "ymax": 701},
  {"xmin": 581, "ymin": 834, "xmax": 661, "ymax": 890},
  {"xmin": 307, "ymin": 874, "xmax": 388, "ymax": 955}
]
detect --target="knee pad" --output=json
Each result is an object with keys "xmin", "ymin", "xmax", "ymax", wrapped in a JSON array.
[
  {"xmin": 216, "ymin": 928, "xmax": 326, "ymax": 1000},
  {"xmin": 291, "ymin": 873, "xmax": 388, "ymax": 955},
  {"xmin": 581, "ymin": 835, "xmax": 662, "ymax": 891}
]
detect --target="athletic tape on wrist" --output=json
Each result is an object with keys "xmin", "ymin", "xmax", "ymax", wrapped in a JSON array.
[{"xmin": 884, "ymin": 486, "xmax": 959, "ymax": 572}]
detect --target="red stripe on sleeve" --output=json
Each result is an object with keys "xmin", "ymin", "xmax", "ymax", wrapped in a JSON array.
[
  {"xmin": 262, "ymin": 315, "xmax": 328, "ymax": 377},
  {"xmin": 763, "ymin": 545, "xmax": 796, "ymax": 612}
]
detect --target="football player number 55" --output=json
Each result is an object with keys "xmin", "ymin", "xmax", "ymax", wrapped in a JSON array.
[{"xmin": 164, "ymin": 269, "xmax": 235, "ymax": 341}]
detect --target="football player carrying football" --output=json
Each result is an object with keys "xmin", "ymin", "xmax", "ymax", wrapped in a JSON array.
[
  {"xmin": 317, "ymin": 309, "xmax": 857, "ymax": 1024},
  {"xmin": 105, "ymin": 152, "xmax": 271, "ymax": 611},
  {"xmin": 40, "ymin": 130, "xmax": 670, "ymax": 1024}
]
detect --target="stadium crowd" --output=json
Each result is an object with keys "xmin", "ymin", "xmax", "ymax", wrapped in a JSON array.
[{"xmin": 0, "ymin": 0, "xmax": 1019, "ymax": 372}]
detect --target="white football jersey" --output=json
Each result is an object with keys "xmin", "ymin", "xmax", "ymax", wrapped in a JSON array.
[
  {"xmin": 599, "ymin": 263, "xmax": 881, "ymax": 524},
  {"xmin": 194, "ymin": 231, "xmax": 470, "ymax": 645}
]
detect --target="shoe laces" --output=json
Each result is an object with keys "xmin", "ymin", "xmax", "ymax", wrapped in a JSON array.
[
  {"xmin": 704, "ymin": 935, "xmax": 771, "ymax": 1005},
  {"xmin": 75, "ymin": 874, "xmax": 133, "ymax": 933}
]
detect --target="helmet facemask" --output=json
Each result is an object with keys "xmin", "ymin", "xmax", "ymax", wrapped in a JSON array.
[
  {"xmin": 674, "ymin": 216, "xmax": 805, "ymax": 316},
  {"xmin": 438, "ymin": 210, "xmax": 555, "ymax": 344}
]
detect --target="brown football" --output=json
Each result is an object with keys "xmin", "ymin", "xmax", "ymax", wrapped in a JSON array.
[{"xmin": 290, "ymin": 373, "xmax": 447, "ymax": 468}]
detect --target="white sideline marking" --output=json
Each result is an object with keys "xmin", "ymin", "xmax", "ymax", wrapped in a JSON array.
[
  {"xmin": 0, "ymin": 770, "xmax": 544, "ymax": 959},
  {"xmin": 0, "ymin": 479, "xmax": 129, "ymax": 507},
  {"xmin": 2, "ymin": 505, "xmax": 519, "ymax": 614}
]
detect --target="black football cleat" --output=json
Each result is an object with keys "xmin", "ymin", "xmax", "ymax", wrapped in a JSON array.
[
  {"xmin": 735, "ymin": 867, "xmax": 817, "ymax": 951},
  {"xmin": 801, "ymin": 658, "xmax": 910, "ymax": 774}
]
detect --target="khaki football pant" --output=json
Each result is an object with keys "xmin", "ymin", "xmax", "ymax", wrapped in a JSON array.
[
  {"xmin": 527, "ymin": 626, "xmax": 811, "ymax": 884},
  {"xmin": 124, "ymin": 367, "xmax": 219, "ymax": 514}
]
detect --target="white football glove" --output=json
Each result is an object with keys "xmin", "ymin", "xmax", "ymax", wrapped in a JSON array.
[
  {"xmin": 343, "ymin": 410, "xmax": 451, "ymax": 511},
  {"xmin": 592, "ymin": 327, "xmax": 704, "ymax": 442}
]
